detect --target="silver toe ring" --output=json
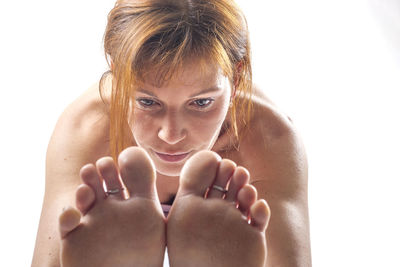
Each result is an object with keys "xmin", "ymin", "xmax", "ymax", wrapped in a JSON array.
[
  {"xmin": 106, "ymin": 188, "xmax": 124, "ymax": 195},
  {"xmin": 212, "ymin": 185, "xmax": 228, "ymax": 194}
]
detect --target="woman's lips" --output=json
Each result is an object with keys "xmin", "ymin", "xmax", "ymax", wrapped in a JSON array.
[{"xmin": 154, "ymin": 151, "xmax": 190, "ymax": 162}]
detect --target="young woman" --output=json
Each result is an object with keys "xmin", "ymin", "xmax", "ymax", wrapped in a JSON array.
[{"xmin": 32, "ymin": 0, "xmax": 311, "ymax": 266}]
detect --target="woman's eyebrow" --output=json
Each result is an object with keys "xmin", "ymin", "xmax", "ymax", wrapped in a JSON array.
[
  {"xmin": 137, "ymin": 86, "xmax": 221, "ymax": 98},
  {"xmin": 189, "ymin": 86, "xmax": 221, "ymax": 97},
  {"xmin": 136, "ymin": 89, "xmax": 157, "ymax": 97}
]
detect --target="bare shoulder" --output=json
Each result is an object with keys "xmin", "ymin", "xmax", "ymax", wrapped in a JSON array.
[
  {"xmin": 45, "ymin": 80, "xmax": 111, "ymax": 194},
  {"xmin": 238, "ymin": 84, "xmax": 308, "ymax": 200},
  {"xmin": 215, "ymin": 84, "xmax": 308, "ymax": 201},
  {"xmin": 234, "ymin": 84, "xmax": 311, "ymax": 266}
]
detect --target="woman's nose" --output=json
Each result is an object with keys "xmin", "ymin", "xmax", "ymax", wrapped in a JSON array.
[{"xmin": 157, "ymin": 113, "xmax": 187, "ymax": 145}]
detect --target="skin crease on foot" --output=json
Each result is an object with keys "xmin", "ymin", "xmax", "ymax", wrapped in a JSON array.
[
  {"xmin": 167, "ymin": 150, "xmax": 270, "ymax": 267},
  {"xmin": 59, "ymin": 148, "xmax": 270, "ymax": 267},
  {"xmin": 59, "ymin": 147, "xmax": 166, "ymax": 267}
]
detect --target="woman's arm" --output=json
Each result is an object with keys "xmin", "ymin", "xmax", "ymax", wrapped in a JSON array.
[
  {"xmin": 239, "ymin": 103, "xmax": 312, "ymax": 267},
  {"xmin": 31, "ymin": 85, "xmax": 110, "ymax": 267}
]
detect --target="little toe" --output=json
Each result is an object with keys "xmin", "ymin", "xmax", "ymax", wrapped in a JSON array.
[
  {"xmin": 207, "ymin": 159, "xmax": 236, "ymax": 199},
  {"xmin": 96, "ymin": 157, "xmax": 125, "ymax": 199},
  {"xmin": 178, "ymin": 150, "xmax": 221, "ymax": 198},
  {"xmin": 118, "ymin": 146, "xmax": 157, "ymax": 200},
  {"xmin": 80, "ymin": 164, "xmax": 105, "ymax": 201},
  {"xmin": 59, "ymin": 206, "xmax": 81, "ymax": 238},
  {"xmin": 225, "ymin": 166, "xmax": 250, "ymax": 203},
  {"xmin": 237, "ymin": 184, "xmax": 257, "ymax": 216},
  {"xmin": 250, "ymin": 199, "xmax": 271, "ymax": 232},
  {"xmin": 75, "ymin": 184, "xmax": 95, "ymax": 215}
]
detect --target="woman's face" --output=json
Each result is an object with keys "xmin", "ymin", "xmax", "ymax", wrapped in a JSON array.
[{"xmin": 130, "ymin": 61, "xmax": 232, "ymax": 177}]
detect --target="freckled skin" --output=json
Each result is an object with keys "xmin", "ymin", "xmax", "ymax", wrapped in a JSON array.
[
  {"xmin": 57, "ymin": 61, "xmax": 270, "ymax": 267},
  {"xmin": 130, "ymin": 60, "xmax": 232, "ymax": 177},
  {"xmin": 33, "ymin": 58, "xmax": 310, "ymax": 266}
]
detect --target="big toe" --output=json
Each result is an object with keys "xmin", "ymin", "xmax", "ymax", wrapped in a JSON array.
[
  {"xmin": 178, "ymin": 150, "xmax": 221, "ymax": 198},
  {"xmin": 118, "ymin": 146, "xmax": 157, "ymax": 200}
]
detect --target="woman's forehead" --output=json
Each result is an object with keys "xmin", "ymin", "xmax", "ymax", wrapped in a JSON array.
[{"xmin": 139, "ymin": 61, "xmax": 227, "ymax": 88}]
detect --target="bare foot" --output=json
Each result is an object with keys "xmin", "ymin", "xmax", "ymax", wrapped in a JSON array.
[
  {"xmin": 59, "ymin": 147, "xmax": 166, "ymax": 267},
  {"xmin": 167, "ymin": 151, "xmax": 270, "ymax": 267}
]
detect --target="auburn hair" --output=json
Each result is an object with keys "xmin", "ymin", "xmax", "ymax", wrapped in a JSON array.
[{"xmin": 99, "ymin": 0, "xmax": 253, "ymax": 161}]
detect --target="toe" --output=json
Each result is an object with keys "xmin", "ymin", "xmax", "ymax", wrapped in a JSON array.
[
  {"xmin": 178, "ymin": 150, "xmax": 221, "ymax": 198},
  {"xmin": 96, "ymin": 157, "xmax": 125, "ymax": 199},
  {"xmin": 250, "ymin": 199, "xmax": 271, "ymax": 232},
  {"xmin": 75, "ymin": 184, "xmax": 95, "ymax": 215},
  {"xmin": 118, "ymin": 146, "xmax": 157, "ymax": 200},
  {"xmin": 237, "ymin": 184, "xmax": 257, "ymax": 217},
  {"xmin": 225, "ymin": 166, "xmax": 250, "ymax": 203},
  {"xmin": 207, "ymin": 159, "xmax": 236, "ymax": 199},
  {"xmin": 59, "ymin": 206, "xmax": 81, "ymax": 238},
  {"xmin": 80, "ymin": 164, "xmax": 105, "ymax": 201}
]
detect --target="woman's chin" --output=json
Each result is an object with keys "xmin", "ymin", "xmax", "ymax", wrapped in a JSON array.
[
  {"xmin": 149, "ymin": 150, "xmax": 194, "ymax": 177},
  {"xmin": 152, "ymin": 158, "xmax": 185, "ymax": 177}
]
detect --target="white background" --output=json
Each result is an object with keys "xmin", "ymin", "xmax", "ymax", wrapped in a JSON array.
[{"xmin": 1, "ymin": 0, "xmax": 399, "ymax": 266}]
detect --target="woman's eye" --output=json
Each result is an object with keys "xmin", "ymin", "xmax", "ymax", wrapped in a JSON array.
[
  {"xmin": 136, "ymin": 98, "xmax": 160, "ymax": 109},
  {"xmin": 192, "ymin": 98, "xmax": 214, "ymax": 108},
  {"xmin": 137, "ymin": 99, "xmax": 154, "ymax": 107}
]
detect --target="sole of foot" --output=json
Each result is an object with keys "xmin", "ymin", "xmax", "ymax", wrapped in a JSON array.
[
  {"xmin": 167, "ymin": 150, "xmax": 270, "ymax": 267},
  {"xmin": 59, "ymin": 147, "xmax": 166, "ymax": 267}
]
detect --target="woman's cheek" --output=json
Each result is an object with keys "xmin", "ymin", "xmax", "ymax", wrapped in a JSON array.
[
  {"xmin": 131, "ymin": 114, "xmax": 156, "ymax": 140},
  {"xmin": 188, "ymin": 109, "xmax": 227, "ymax": 136}
]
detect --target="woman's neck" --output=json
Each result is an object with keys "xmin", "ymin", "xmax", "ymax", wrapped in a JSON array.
[{"xmin": 156, "ymin": 172, "xmax": 180, "ymax": 204}]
